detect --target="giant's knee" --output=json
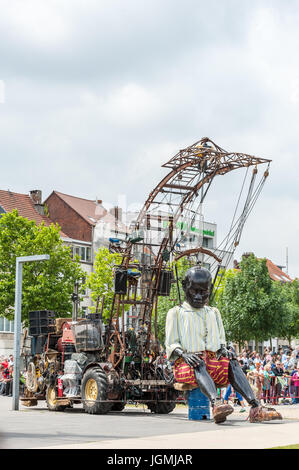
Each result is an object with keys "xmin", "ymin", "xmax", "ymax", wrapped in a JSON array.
[{"xmin": 195, "ymin": 358, "xmax": 206, "ymax": 371}]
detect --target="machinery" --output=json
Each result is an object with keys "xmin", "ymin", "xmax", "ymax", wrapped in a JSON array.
[
  {"xmin": 21, "ymin": 137, "xmax": 271, "ymax": 414},
  {"xmin": 22, "ymin": 312, "xmax": 176, "ymax": 413}
]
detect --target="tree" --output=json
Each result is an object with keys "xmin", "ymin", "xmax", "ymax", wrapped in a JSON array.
[
  {"xmin": 85, "ymin": 247, "xmax": 123, "ymax": 323},
  {"xmin": 279, "ymin": 279, "xmax": 299, "ymax": 344},
  {"xmin": 0, "ymin": 210, "xmax": 84, "ymax": 324},
  {"xmin": 216, "ymin": 254, "xmax": 289, "ymax": 348}
]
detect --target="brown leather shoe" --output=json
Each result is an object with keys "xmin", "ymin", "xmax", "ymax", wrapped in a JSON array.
[
  {"xmin": 249, "ymin": 405, "xmax": 282, "ymax": 423},
  {"xmin": 212, "ymin": 403, "xmax": 234, "ymax": 424}
]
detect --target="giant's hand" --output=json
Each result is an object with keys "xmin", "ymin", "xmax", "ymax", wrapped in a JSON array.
[
  {"xmin": 174, "ymin": 347, "xmax": 201, "ymax": 368},
  {"xmin": 216, "ymin": 344, "xmax": 236, "ymax": 361}
]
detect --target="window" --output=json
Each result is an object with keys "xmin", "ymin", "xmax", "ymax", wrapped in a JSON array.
[
  {"xmin": 203, "ymin": 237, "xmax": 213, "ymax": 248},
  {"xmin": 81, "ymin": 307, "xmax": 88, "ymax": 317},
  {"xmin": 0, "ymin": 317, "xmax": 14, "ymax": 333},
  {"xmin": 73, "ymin": 245, "xmax": 92, "ymax": 263}
]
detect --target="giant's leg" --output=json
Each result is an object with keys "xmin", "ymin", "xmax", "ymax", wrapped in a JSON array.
[
  {"xmin": 193, "ymin": 360, "xmax": 218, "ymax": 403},
  {"xmin": 228, "ymin": 358, "xmax": 282, "ymax": 423},
  {"xmin": 228, "ymin": 358, "xmax": 259, "ymax": 407},
  {"xmin": 193, "ymin": 359, "xmax": 233, "ymax": 423}
]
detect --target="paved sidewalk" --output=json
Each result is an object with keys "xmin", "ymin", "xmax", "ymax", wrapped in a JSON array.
[
  {"xmin": 40, "ymin": 421, "xmax": 299, "ymax": 449},
  {"xmin": 1, "ymin": 396, "xmax": 299, "ymax": 449},
  {"xmin": 35, "ymin": 404, "xmax": 299, "ymax": 450}
]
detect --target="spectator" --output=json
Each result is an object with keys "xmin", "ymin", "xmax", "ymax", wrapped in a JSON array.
[
  {"xmin": 288, "ymin": 351, "xmax": 297, "ymax": 370},
  {"xmin": 239, "ymin": 359, "xmax": 248, "ymax": 375},
  {"xmin": 263, "ymin": 350, "xmax": 272, "ymax": 366},
  {"xmin": 291, "ymin": 362, "xmax": 299, "ymax": 405},
  {"xmin": 246, "ymin": 362, "xmax": 263, "ymax": 403},
  {"xmin": 254, "ymin": 353, "xmax": 262, "ymax": 365},
  {"xmin": 281, "ymin": 350, "xmax": 288, "ymax": 365},
  {"xmin": 241, "ymin": 352, "xmax": 249, "ymax": 370},
  {"xmin": 0, "ymin": 365, "xmax": 6, "ymax": 395},
  {"xmin": 271, "ymin": 360, "xmax": 285, "ymax": 405},
  {"xmin": 262, "ymin": 363, "xmax": 274, "ymax": 404},
  {"xmin": 0, "ymin": 362, "xmax": 11, "ymax": 396},
  {"xmin": 5, "ymin": 365, "xmax": 13, "ymax": 397},
  {"xmin": 223, "ymin": 384, "xmax": 246, "ymax": 412}
]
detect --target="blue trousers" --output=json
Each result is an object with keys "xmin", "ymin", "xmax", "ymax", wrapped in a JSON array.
[{"xmin": 224, "ymin": 384, "xmax": 244, "ymax": 402}]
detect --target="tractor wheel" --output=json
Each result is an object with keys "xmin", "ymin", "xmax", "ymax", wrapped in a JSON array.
[
  {"xmin": 147, "ymin": 401, "xmax": 176, "ymax": 414},
  {"xmin": 81, "ymin": 366, "xmax": 112, "ymax": 415},
  {"xmin": 111, "ymin": 402, "xmax": 126, "ymax": 412},
  {"xmin": 147, "ymin": 394, "xmax": 176, "ymax": 415},
  {"xmin": 46, "ymin": 385, "xmax": 67, "ymax": 412}
]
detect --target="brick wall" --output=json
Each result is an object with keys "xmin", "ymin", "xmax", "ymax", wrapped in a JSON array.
[{"xmin": 46, "ymin": 192, "xmax": 92, "ymax": 242}]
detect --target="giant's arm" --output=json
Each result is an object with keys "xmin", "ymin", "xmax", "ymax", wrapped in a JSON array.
[{"xmin": 165, "ymin": 307, "xmax": 183, "ymax": 361}]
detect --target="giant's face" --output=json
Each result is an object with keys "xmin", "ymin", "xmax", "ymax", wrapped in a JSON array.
[{"xmin": 182, "ymin": 267, "xmax": 212, "ymax": 309}]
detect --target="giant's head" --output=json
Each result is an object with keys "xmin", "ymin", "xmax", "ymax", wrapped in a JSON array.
[{"xmin": 181, "ymin": 266, "xmax": 212, "ymax": 309}]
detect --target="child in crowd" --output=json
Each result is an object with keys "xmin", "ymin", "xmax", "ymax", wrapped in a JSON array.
[{"xmin": 291, "ymin": 363, "xmax": 299, "ymax": 404}]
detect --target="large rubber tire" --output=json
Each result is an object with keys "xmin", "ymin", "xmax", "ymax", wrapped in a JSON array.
[
  {"xmin": 111, "ymin": 402, "xmax": 126, "ymax": 412},
  {"xmin": 46, "ymin": 385, "xmax": 67, "ymax": 412},
  {"xmin": 81, "ymin": 366, "xmax": 112, "ymax": 415},
  {"xmin": 147, "ymin": 401, "xmax": 176, "ymax": 414}
]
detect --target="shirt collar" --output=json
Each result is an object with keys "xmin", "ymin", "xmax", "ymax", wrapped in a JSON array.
[{"xmin": 182, "ymin": 301, "xmax": 206, "ymax": 312}]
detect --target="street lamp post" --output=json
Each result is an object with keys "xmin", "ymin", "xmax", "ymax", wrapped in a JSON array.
[{"xmin": 12, "ymin": 254, "xmax": 50, "ymax": 411}]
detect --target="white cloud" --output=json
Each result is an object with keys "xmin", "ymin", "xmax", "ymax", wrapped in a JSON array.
[
  {"xmin": 0, "ymin": 0, "xmax": 298, "ymax": 277},
  {"xmin": 0, "ymin": 0, "xmax": 70, "ymax": 46}
]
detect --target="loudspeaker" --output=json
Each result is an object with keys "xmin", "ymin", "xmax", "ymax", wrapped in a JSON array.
[
  {"xmin": 114, "ymin": 270, "xmax": 128, "ymax": 294},
  {"xmin": 29, "ymin": 310, "xmax": 56, "ymax": 336},
  {"xmin": 31, "ymin": 335, "xmax": 47, "ymax": 355},
  {"xmin": 157, "ymin": 270, "xmax": 172, "ymax": 296},
  {"xmin": 29, "ymin": 310, "xmax": 55, "ymax": 320}
]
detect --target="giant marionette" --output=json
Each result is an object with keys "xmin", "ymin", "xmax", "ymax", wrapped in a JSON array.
[{"xmin": 165, "ymin": 266, "xmax": 282, "ymax": 424}]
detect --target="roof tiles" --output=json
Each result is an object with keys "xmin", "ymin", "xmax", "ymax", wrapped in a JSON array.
[{"xmin": 0, "ymin": 190, "xmax": 67, "ymax": 237}]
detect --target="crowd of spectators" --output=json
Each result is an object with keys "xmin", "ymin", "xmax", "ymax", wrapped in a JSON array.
[
  {"xmin": 0, "ymin": 354, "xmax": 14, "ymax": 397},
  {"xmin": 0, "ymin": 354, "xmax": 26, "ymax": 397},
  {"xmin": 224, "ymin": 345, "xmax": 299, "ymax": 407}
]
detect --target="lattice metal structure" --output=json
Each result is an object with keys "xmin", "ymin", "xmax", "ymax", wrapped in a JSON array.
[{"xmin": 105, "ymin": 137, "xmax": 271, "ymax": 368}]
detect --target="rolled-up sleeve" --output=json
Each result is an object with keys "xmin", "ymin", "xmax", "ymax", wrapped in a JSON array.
[{"xmin": 165, "ymin": 307, "xmax": 182, "ymax": 361}]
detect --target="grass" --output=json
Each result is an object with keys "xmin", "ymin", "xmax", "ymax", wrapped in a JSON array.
[{"xmin": 270, "ymin": 444, "xmax": 299, "ymax": 449}]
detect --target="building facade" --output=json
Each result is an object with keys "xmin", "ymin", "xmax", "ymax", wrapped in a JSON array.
[{"xmin": 45, "ymin": 191, "xmax": 128, "ymax": 315}]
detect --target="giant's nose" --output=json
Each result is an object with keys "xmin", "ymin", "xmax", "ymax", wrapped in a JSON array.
[{"xmin": 194, "ymin": 293, "xmax": 203, "ymax": 301}]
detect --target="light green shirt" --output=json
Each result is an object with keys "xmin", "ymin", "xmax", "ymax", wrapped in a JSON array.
[{"xmin": 165, "ymin": 301, "xmax": 226, "ymax": 360}]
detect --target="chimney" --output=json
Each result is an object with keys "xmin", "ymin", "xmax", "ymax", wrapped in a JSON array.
[
  {"xmin": 29, "ymin": 190, "xmax": 45, "ymax": 216},
  {"xmin": 110, "ymin": 206, "xmax": 122, "ymax": 222}
]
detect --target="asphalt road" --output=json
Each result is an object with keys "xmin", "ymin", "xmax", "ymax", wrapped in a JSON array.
[{"xmin": 0, "ymin": 396, "xmax": 298, "ymax": 449}]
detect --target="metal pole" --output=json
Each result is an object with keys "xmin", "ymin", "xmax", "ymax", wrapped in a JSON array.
[
  {"xmin": 12, "ymin": 254, "xmax": 50, "ymax": 411},
  {"xmin": 12, "ymin": 260, "xmax": 23, "ymax": 411}
]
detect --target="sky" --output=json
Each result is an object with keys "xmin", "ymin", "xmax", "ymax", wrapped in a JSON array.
[{"xmin": 0, "ymin": 0, "xmax": 299, "ymax": 277}]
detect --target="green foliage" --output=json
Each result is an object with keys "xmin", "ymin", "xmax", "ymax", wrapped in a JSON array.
[
  {"xmin": 85, "ymin": 247, "xmax": 124, "ymax": 322},
  {"xmin": 279, "ymin": 279, "xmax": 299, "ymax": 341},
  {"xmin": 0, "ymin": 210, "xmax": 84, "ymax": 324},
  {"xmin": 216, "ymin": 254, "xmax": 291, "ymax": 345}
]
